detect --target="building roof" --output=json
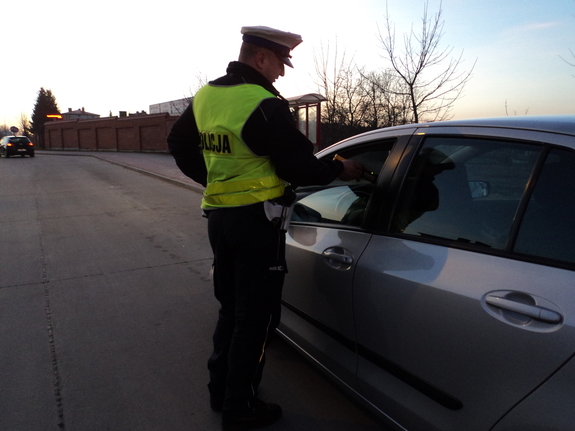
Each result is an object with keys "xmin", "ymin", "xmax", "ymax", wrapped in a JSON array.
[{"xmin": 64, "ymin": 108, "xmax": 100, "ymax": 117}]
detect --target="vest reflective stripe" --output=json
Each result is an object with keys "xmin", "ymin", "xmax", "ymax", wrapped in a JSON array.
[
  {"xmin": 194, "ymin": 84, "xmax": 285, "ymax": 209},
  {"xmin": 205, "ymin": 174, "xmax": 283, "ymax": 195},
  {"xmin": 203, "ymin": 183, "xmax": 285, "ymax": 207}
]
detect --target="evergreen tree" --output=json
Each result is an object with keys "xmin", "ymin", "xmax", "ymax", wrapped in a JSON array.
[{"xmin": 31, "ymin": 87, "xmax": 60, "ymax": 147}]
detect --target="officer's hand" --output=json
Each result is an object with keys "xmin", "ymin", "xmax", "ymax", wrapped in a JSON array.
[{"xmin": 338, "ymin": 160, "xmax": 364, "ymax": 181}]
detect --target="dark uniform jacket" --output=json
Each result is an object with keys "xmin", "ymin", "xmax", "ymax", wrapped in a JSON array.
[{"xmin": 167, "ymin": 61, "xmax": 343, "ymax": 190}]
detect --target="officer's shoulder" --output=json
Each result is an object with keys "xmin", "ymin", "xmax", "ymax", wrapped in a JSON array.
[{"xmin": 259, "ymin": 97, "xmax": 289, "ymax": 116}]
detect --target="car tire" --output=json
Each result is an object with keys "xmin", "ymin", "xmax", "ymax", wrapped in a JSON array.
[
  {"xmin": 5, "ymin": 153, "xmax": 9, "ymax": 158},
  {"xmin": 30, "ymin": 153, "xmax": 35, "ymax": 158}
]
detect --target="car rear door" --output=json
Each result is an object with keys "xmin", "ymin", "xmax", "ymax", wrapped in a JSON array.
[{"xmin": 353, "ymin": 127, "xmax": 575, "ymax": 431}]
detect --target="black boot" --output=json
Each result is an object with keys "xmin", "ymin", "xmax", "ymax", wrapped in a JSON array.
[{"xmin": 222, "ymin": 401, "xmax": 282, "ymax": 431}]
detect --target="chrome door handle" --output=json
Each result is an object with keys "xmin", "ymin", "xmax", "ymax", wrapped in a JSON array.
[
  {"xmin": 485, "ymin": 295, "xmax": 562, "ymax": 324},
  {"xmin": 322, "ymin": 250, "xmax": 353, "ymax": 265}
]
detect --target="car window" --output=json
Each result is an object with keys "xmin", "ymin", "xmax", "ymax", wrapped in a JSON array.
[
  {"xmin": 291, "ymin": 141, "xmax": 394, "ymax": 227},
  {"xmin": 392, "ymin": 137, "xmax": 541, "ymax": 249},
  {"xmin": 514, "ymin": 148, "xmax": 575, "ymax": 264},
  {"xmin": 9, "ymin": 137, "xmax": 30, "ymax": 144}
]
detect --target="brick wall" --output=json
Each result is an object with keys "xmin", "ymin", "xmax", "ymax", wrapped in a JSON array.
[{"xmin": 44, "ymin": 113, "xmax": 179, "ymax": 153}]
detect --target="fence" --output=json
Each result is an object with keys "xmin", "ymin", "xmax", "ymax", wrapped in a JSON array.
[{"xmin": 43, "ymin": 113, "xmax": 179, "ymax": 153}]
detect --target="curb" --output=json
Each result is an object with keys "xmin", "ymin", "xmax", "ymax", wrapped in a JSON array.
[{"xmin": 36, "ymin": 151, "xmax": 205, "ymax": 194}]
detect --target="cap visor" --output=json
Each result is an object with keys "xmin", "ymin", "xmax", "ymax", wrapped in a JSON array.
[{"xmin": 281, "ymin": 57, "xmax": 294, "ymax": 68}]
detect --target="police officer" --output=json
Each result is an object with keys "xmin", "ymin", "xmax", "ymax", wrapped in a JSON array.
[{"xmin": 168, "ymin": 26, "xmax": 363, "ymax": 431}]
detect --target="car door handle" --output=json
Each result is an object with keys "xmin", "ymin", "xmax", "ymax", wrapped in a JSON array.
[
  {"xmin": 322, "ymin": 250, "xmax": 353, "ymax": 265},
  {"xmin": 485, "ymin": 295, "xmax": 562, "ymax": 324}
]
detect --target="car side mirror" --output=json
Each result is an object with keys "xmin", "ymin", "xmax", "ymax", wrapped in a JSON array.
[{"xmin": 469, "ymin": 181, "xmax": 490, "ymax": 198}]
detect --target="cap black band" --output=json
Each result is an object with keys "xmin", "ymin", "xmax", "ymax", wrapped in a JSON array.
[{"xmin": 242, "ymin": 34, "xmax": 290, "ymax": 58}]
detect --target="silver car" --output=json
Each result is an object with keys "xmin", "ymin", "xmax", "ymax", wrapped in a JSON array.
[{"xmin": 278, "ymin": 116, "xmax": 575, "ymax": 431}]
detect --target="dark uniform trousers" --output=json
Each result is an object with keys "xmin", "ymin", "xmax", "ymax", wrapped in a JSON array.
[{"xmin": 206, "ymin": 202, "xmax": 286, "ymax": 415}]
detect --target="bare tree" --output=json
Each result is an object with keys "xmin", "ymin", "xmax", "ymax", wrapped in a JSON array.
[
  {"xmin": 18, "ymin": 112, "xmax": 32, "ymax": 138},
  {"xmin": 378, "ymin": 1, "xmax": 475, "ymax": 123},
  {"xmin": 171, "ymin": 72, "xmax": 211, "ymax": 116},
  {"xmin": 561, "ymin": 48, "xmax": 575, "ymax": 77},
  {"xmin": 359, "ymin": 69, "xmax": 412, "ymax": 128},
  {"xmin": 562, "ymin": 49, "xmax": 575, "ymax": 66},
  {"xmin": 313, "ymin": 39, "xmax": 420, "ymax": 145},
  {"xmin": 504, "ymin": 100, "xmax": 530, "ymax": 116},
  {"xmin": 561, "ymin": 13, "xmax": 575, "ymax": 74},
  {"xmin": 313, "ymin": 41, "xmax": 378, "ymax": 145},
  {"xmin": 338, "ymin": 64, "xmax": 369, "ymax": 128},
  {"xmin": 357, "ymin": 70, "xmax": 384, "ymax": 129},
  {"xmin": 314, "ymin": 40, "xmax": 353, "ymax": 125},
  {"xmin": 184, "ymin": 72, "xmax": 210, "ymax": 103}
]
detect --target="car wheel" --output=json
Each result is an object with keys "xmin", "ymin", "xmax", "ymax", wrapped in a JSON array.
[
  {"xmin": 5, "ymin": 153, "xmax": 9, "ymax": 158},
  {"xmin": 30, "ymin": 153, "xmax": 35, "ymax": 158}
]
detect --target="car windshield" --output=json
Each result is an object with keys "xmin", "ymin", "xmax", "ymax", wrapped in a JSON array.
[{"xmin": 9, "ymin": 137, "xmax": 30, "ymax": 144}]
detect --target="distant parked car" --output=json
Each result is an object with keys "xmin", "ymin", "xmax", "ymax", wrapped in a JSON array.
[
  {"xmin": 279, "ymin": 115, "xmax": 575, "ymax": 431},
  {"xmin": 0, "ymin": 136, "xmax": 35, "ymax": 157}
]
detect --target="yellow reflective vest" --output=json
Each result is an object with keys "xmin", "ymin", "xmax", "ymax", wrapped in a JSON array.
[{"xmin": 193, "ymin": 84, "xmax": 285, "ymax": 209}]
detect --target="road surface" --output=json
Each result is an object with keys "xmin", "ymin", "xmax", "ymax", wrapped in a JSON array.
[{"xmin": 0, "ymin": 154, "xmax": 385, "ymax": 431}]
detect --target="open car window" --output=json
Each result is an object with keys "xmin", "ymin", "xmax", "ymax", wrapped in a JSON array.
[{"xmin": 291, "ymin": 141, "xmax": 395, "ymax": 227}]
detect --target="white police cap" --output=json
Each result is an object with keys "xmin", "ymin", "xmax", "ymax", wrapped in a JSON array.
[{"xmin": 241, "ymin": 26, "xmax": 303, "ymax": 68}]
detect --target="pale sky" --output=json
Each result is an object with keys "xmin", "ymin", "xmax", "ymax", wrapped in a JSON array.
[{"xmin": 1, "ymin": 0, "xmax": 574, "ymax": 128}]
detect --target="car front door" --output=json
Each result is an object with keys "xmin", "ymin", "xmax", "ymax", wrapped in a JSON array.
[{"xmin": 280, "ymin": 137, "xmax": 400, "ymax": 389}]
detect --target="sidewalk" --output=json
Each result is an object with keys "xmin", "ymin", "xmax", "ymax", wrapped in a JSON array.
[{"xmin": 36, "ymin": 150, "xmax": 205, "ymax": 193}]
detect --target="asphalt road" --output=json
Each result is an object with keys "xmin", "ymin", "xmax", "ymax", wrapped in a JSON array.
[{"xmin": 0, "ymin": 154, "xmax": 384, "ymax": 431}]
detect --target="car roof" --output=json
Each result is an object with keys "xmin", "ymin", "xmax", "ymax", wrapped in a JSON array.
[
  {"xmin": 320, "ymin": 115, "xmax": 575, "ymax": 155},
  {"xmin": 418, "ymin": 115, "xmax": 575, "ymax": 136},
  {"xmin": 339, "ymin": 115, "xmax": 575, "ymax": 142}
]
